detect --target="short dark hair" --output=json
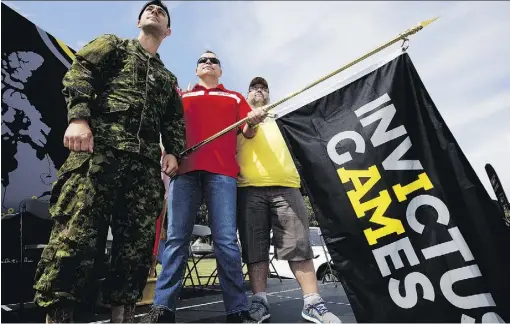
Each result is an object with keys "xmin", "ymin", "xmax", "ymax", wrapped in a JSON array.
[{"xmin": 139, "ymin": 0, "xmax": 171, "ymax": 27}]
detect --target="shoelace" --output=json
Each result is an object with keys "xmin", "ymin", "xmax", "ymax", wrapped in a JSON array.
[
  {"xmin": 311, "ymin": 301, "xmax": 329, "ymax": 316},
  {"xmin": 250, "ymin": 300, "xmax": 267, "ymax": 313}
]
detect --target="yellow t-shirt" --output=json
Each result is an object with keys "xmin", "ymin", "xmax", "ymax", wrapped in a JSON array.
[{"xmin": 237, "ymin": 118, "xmax": 301, "ymax": 188}]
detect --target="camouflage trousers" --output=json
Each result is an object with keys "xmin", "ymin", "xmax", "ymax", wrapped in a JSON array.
[{"xmin": 33, "ymin": 147, "xmax": 164, "ymax": 308}]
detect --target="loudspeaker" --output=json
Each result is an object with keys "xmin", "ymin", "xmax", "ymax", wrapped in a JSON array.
[
  {"xmin": 0, "ymin": 199, "xmax": 53, "ymax": 306},
  {"xmin": 1, "ymin": 213, "xmax": 22, "ymax": 305},
  {"xmin": 2, "ymin": 199, "xmax": 113, "ymax": 310},
  {"xmin": 20, "ymin": 204, "xmax": 53, "ymax": 304}
]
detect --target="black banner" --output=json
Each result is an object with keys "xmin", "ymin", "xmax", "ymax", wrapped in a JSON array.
[
  {"xmin": 485, "ymin": 164, "xmax": 510, "ymax": 228},
  {"xmin": 276, "ymin": 52, "xmax": 510, "ymax": 322},
  {"xmin": 1, "ymin": 3, "xmax": 75, "ymax": 215}
]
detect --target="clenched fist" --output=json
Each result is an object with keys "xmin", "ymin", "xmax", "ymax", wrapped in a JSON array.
[
  {"xmin": 161, "ymin": 154, "xmax": 179, "ymax": 177},
  {"xmin": 246, "ymin": 107, "xmax": 267, "ymax": 127},
  {"xmin": 64, "ymin": 119, "xmax": 94, "ymax": 153}
]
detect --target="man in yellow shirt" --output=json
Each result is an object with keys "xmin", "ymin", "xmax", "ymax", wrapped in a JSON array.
[{"xmin": 237, "ymin": 77, "xmax": 341, "ymax": 323}]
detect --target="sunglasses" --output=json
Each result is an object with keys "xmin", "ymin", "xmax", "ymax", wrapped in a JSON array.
[
  {"xmin": 249, "ymin": 86, "xmax": 269, "ymax": 92},
  {"xmin": 197, "ymin": 57, "xmax": 221, "ymax": 66}
]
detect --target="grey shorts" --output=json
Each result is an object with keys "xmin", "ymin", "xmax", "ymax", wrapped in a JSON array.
[{"xmin": 237, "ymin": 186, "xmax": 314, "ymax": 264}]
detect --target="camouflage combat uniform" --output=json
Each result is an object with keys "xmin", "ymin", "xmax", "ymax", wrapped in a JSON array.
[{"xmin": 33, "ymin": 34, "xmax": 185, "ymax": 311}]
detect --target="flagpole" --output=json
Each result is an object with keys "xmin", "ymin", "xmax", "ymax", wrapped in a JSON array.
[{"xmin": 179, "ymin": 17, "xmax": 439, "ymax": 158}]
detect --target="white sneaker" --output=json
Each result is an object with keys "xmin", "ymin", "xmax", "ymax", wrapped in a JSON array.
[{"xmin": 301, "ymin": 298, "xmax": 342, "ymax": 323}]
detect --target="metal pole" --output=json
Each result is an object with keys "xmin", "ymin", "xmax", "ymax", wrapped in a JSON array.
[{"xmin": 179, "ymin": 17, "xmax": 439, "ymax": 158}]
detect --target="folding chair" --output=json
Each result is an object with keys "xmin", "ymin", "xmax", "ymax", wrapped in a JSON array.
[
  {"xmin": 267, "ymin": 231, "xmax": 283, "ymax": 282},
  {"xmin": 319, "ymin": 232, "xmax": 338, "ymax": 287},
  {"xmin": 182, "ymin": 224, "xmax": 218, "ymax": 290},
  {"xmin": 193, "ymin": 228, "xmax": 283, "ymax": 287},
  {"xmin": 267, "ymin": 253, "xmax": 283, "ymax": 282},
  {"xmin": 239, "ymin": 231, "xmax": 283, "ymax": 283}
]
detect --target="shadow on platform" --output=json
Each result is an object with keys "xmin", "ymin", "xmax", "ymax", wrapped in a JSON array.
[{"xmin": 1, "ymin": 279, "xmax": 356, "ymax": 323}]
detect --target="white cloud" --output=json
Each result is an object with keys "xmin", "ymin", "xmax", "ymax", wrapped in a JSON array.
[{"xmin": 188, "ymin": 0, "xmax": 509, "ymax": 198}]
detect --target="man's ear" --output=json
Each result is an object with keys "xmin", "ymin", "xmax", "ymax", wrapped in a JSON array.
[
  {"xmin": 165, "ymin": 27, "xmax": 172, "ymax": 37},
  {"xmin": 137, "ymin": 20, "xmax": 141, "ymax": 28}
]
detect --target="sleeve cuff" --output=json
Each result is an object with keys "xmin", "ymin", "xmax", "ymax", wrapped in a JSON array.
[{"xmin": 67, "ymin": 103, "xmax": 91, "ymax": 123}]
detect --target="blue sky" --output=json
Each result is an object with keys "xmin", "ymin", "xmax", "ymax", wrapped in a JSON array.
[
  {"xmin": 4, "ymin": 1, "xmax": 510, "ymax": 198},
  {"xmin": 3, "ymin": 1, "xmax": 239, "ymax": 89}
]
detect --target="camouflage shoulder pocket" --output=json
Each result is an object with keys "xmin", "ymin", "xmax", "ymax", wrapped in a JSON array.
[{"xmin": 75, "ymin": 34, "xmax": 121, "ymax": 66}]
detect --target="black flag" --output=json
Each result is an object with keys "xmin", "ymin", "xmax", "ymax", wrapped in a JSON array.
[
  {"xmin": 485, "ymin": 164, "xmax": 510, "ymax": 228},
  {"xmin": 276, "ymin": 51, "xmax": 510, "ymax": 322},
  {"xmin": 1, "ymin": 3, "xmax": 75, "ymax": 215}
]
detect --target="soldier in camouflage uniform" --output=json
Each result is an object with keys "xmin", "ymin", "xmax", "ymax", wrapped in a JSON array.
[{"xmin": 32, "ymin": 1, "xmax": 185, "ymax": 323}]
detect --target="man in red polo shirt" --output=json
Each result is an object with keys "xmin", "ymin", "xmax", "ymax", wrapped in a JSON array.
[{"xmin": 143, "ymin": 50, "xmax": 266, "ymax": 323}]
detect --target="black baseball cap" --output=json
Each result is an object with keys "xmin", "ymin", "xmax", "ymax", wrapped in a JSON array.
[
  {"xmin": 139, "ymin": 0, "xmax": 171, "ymax": 27},
  {"xmin": 249, "ymin": 77, "xmax": 269, "ymax": 90}
]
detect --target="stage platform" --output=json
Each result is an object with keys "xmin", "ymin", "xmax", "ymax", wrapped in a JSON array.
[{"xmin": 1, "ymin": 279, "xmax": 356, "ymax": 323}]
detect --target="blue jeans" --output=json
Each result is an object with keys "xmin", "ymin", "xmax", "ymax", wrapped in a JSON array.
[{"xmin": 153, "ymin": 171, "xmax": 248, "ymax": 314}]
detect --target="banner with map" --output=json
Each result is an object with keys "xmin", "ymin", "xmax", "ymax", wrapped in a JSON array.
[{"xmin": 1, "ymin": 3, "xmax": 75, "ymax": 215}]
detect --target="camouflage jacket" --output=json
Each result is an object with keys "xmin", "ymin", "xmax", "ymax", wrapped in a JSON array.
[{"xmin": 62, "ymin": 34, "xmax": 185, "ymax": 166}]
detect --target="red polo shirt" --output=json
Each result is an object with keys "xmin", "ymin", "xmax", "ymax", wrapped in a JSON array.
[{"xmin": 178, "ymin": 84, "xmax": 252, "ymax": 178}]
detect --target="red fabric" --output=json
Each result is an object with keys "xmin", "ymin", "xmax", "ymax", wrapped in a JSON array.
[
  {"xmin": 153, "ymin": 153, "xmax": 170, "ymax": 257},
  {"xmin": 178, "ymin": 84, "xmax": 252, "ymax": 178},
  {"xmin": 153, "ymin": 152, "xmax": 164, "ymax": 257},
  {"xmin": 153, "ymin": 213, "xmax": 162, "ymax": 256}
]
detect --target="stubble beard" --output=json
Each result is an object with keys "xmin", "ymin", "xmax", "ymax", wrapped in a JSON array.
[
  {"xmin": 141, "ymin": 22, "xmax": 165, "ymax": 39},
  {"xmin": 250, "ymin": 97, "xmax": 268, "ymax": 108}
]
